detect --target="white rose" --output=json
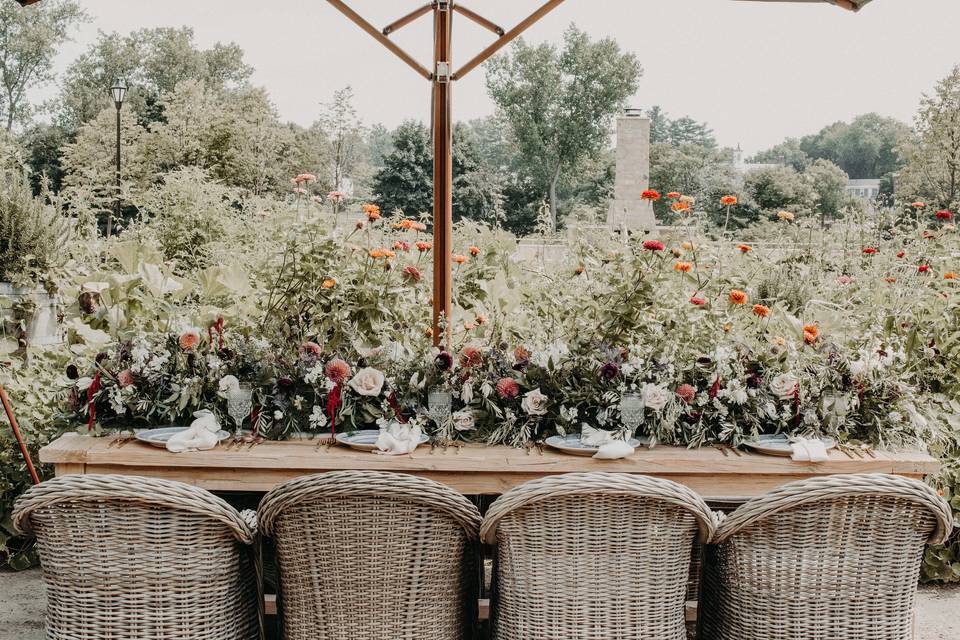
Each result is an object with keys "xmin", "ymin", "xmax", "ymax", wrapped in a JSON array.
[
  {"xmin": 521, "ymin": 388, "xmax": 549, "ymax": 416},
  {"xmin": 641, "ymin": 383, "xmax": 670, "ymax": 412},
  {"xmin": 348, "ymin": 367, "xmax": 386, "ymax": 397},
  {"xmin": 218, "ymin": 375, "xmax": 240, "ymax": 397},
  {"xmin": 769, "ymin": 374, "xmax": 798, "ymax": 401},
  {"xmin": 452, "ymin": 410, "xmax": 476, "ymax": 432}
]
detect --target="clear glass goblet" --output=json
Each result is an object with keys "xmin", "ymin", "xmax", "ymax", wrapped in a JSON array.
[
  {"xmin": 227, "ymin": 383, "xmax": 254, "ymax": 439},
  {"xmin": 428, "ymin": 387, "xmax": 453, "ymax": 433},
  {"xmin": 620, "ymin": 392, "xmax": 644, "ymax": 436}
]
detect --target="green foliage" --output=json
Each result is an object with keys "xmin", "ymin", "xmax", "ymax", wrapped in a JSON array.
[
  {"xmin": 898, "ymin": 65, "xmax": 960, "ymax": 209},
  {"xmin": 56, "ymin": 26, "xmax": 252, "ymax": 132},
  {"xmin": 806, "ymin": 159, "xmax": 850, "ymax": 222},
  {"xmin": 0, "ymin": 170, "xmax": 71, "ymax": 284},
  {"xmin": 647, "ymin": 105, "xmax": 716, "ymax": 148},
  {"xmin": 486, "ymin": 24, "xmax": 641, "ymax": 228},
  {"xmin": 0, "ymin": 0, "xmax": 88, "ymax": 131},
  {"xmin": 649, "ymin": 143, "xmax": 740, "ymax": 224}
]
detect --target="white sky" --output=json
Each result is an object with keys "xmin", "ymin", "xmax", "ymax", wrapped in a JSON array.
[{"xmin": 37, "ymin": 0, "xmax": 960, "ymax": 153}]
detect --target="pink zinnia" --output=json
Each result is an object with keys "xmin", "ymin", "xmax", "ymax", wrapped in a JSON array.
[
  {"xmin": 117, "ymin": 369, "xmax": 135, "ymax": 388},
  {"xmin": 837, "ymin": 275, "xmax": 852, "ymax": 285},
  {"xmin": 690, "ymin": 297, "xmax": 707, "ymax": 306},
  {"xmin": 402, "ymin": 265, "xmax": 422, "ymax": 284},
  {"xmin": 643, "ymin": 240, "xmax": 665, "ymax": 252},
  {"xmin": 676, "ymin": 384, "xmax": 696, "ymax": 405},
  {"xmin": 496, "ymin": 377, "xmax": 520, "ymax": 399},
  {"xmin": 325, "ymin": 358, "xmax": 352, "ymax": 384},
  {"xmin": 301, "ymin": 342, "xmax": 323, "ymax": 358}
]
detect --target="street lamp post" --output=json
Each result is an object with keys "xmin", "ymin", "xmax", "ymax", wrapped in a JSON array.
[{"xmin": 109, "ymin": 78, "xmax": 127, "ymax": 238}]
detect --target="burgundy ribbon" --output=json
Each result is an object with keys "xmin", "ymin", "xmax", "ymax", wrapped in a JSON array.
[
  {"xmin": 709, "ymin": 377, "xmax": 721, "ymax": 400},
  {"xmin": 87, "ymin": 373, "xmax": 101, "ymax": 431},
  {"xmin": 388, "ymin": 392, "xmax": 407, "ymax": 424},
  {"xmin": 326, "ymin": 384, "xmax": 342, "ymax": 438},
  {"xmin": 208, "ymin": 317, "xmax": 225, "ymax": 352}
]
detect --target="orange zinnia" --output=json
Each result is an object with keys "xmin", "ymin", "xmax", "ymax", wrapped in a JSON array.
[
  {"xmin": 736, "ymin": 244, "xmax": 753, "ymax": 253},
  {"xmin": 752, "ymin": 304, "xmax": 770, "ymax": 318},
  {"xmin": 369, "ymin": 248, "xmax": 388, "ymax": 259},
  {"xmin": 671, "ymin": 201, "xmax": 690, "ymax": 213},
  {"xmin": 322, "ymin": 278, "xmax": 337, "ymax": 289},
  {"xmin": 416, "ymin": 241, "xmax": 433, "ymax": 252},
  {"xmin": 452, "ymin": 254, "xmax": 469, "ymax": 265},
  {"xmin": 469, "ymin": 246, "xmax": 481, "ymax": 257},
  {"xmin": 729, "ymin": 290, "xmax": 748, "ymax": 305},
  {"xmin": 674, "ymin": 261, "xmax": 693, "ymax": 273},
  {"xmin": 945, "ymin": 272, "xmax": 958, "ymax": 280},
  {"xmin": 803, "ymin": 324, "xmax": 819, "ymax": 338},
  {"xmin": 720, "ymin": 195, "xmax": 738, "ymax": 207},
  {"xmin": 641, "ymin": 189, "xmax": 661, "ymax": 201},
  {"xmin": 363, "ymin": 204, "xmax": 381, "ymax": 220},
  {"xmin": 666, "ymin": 191, "xmax": 681, "ymax": 199}
]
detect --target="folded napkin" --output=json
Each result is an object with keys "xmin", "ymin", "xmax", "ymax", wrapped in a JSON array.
[
  {"xmin": 582, "ymin": 425, "xmax": 635, "ymax": 460},
  {"xmin": 790, "ymin": 438, "xmax": 829, "ymax": 462},
  {"xmin": 594, "ymin": 439, "xmax": 636, "ymax": 460},
  {"xmin": 375, "ymin": 422, "xmax": 423, "ymax": 456},
  {"xmin": 166, "ymin": 410, "xmax": 221, "ymax": 453}
]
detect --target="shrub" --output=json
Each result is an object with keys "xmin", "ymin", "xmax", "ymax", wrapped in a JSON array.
[{"xmin": 0, "ymin": 170, "xmax": 71, "ymax": 285}]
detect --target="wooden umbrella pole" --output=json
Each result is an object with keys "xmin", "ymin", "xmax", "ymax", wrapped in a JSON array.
[
  {"xmin": 431, "ymin": 1, "xmax": 454, "ymax": 345},
  {"xmin": 0, "ymin": 384, "xmax": 40, "ymax": 485}
]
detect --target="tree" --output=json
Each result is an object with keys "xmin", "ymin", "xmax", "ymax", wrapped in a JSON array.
[
  {"xmin": 486, "ymin": 25, "xmax": 641, "ymax": 229},
  {"xmin": 748, "ymin": 138, "xmax": 810, "ymax": 172},
  {"xmin": 56, "ymin": 27, "xmax": 252, "ymax": 132},
  {"xmin": 646, "ymin": 106, "xmax": 715, "ymax": 148},
  {"xmin": 319, "ymin": 87, "xmax": 367, "ymax": 193},
  {"xmin": 372, "ymin": 121, "xmax": 502, "ymax": 224},
  {"xmin": 744, "ymin": 165, "xmax": 816, "ymax": 215},
  {"xmin": 898, "ymin": 66, "xmax": 960, "ymax": 209},
  {"xmin": 805, "ymin": 159, "xmax": 848, "ymax": 225},
  {"xmin": 0, "ymin": 0, "xmax": 88, "ymax": 131}
]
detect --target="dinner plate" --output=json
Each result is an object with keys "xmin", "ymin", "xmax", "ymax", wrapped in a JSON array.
[
  {"xmin": 544, "ymin": 434, "xmax": 647, "ymax": 457},
  {"xmin": 742, "ymin": 434, "xmax": 837, "ymax": 457},
  {"xmin": 135, "ymin": 427, "xmax": 232, "ymax": 448},
  {"xmin": 335, "ymin": 429, "xmax": 429, "ymax": 452}
]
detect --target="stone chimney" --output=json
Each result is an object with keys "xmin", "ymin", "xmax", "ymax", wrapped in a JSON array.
[{"xmin": 607, "ymin": 108, "xmax": 655, "ymax": 233}]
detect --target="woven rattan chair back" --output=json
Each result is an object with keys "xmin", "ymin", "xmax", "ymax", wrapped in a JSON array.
[
  {"xmin": 699, "ymin": 473, "xmax": 954, "ymax": 640},
  {"xmin": 13, "ymin": 474, "xmax": 259, "ymax": 640},
  {"xmin": 480, "ymin": 472, "xmax": 718, "ymax": 640},
  {"xmin": 257, "ymin": 470, "xmax": 482, "ymax": 640}
]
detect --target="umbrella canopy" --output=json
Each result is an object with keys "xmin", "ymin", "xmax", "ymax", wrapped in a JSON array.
[{"xmin": 735, "ymin": 0, "xmax": 872, "ymax": 10}]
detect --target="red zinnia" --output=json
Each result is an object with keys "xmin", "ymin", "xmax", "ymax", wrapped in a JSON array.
[
  {"xmin": 936, "ymin": 210, "xmax": 953, "ymax": 221},
  {"xmin": 918, "ymin": 265, "xmax": 931, "ymax": 273},
  {"xmin": 862, "ymin": 248, "xmax": 878, "ymax": 255},
  {"xmin": 643, "ymin": 240, "xmax": 666, "ymax": 252},
  {"xmin": 496, "ymin": 377, "xmax": 520, "ymax": 399},
  {"xmin": 720, "ymin": 195, "xmax": 738, "ymax": 207},
  {"xmin": 641, "ymin": 189, "xmax": 661, "ymax": 201},
  {"xmin": 459, "ymin": 347, "xmax": 482, "ymax": 368},
  {"xmin": 402, "ymin": 265, "xmax": 422, "ymax": 284},
  {"xmin": 676, "ymin": 384, "xmax": 696, "ymax": 405},
  {"xmin": 896, "ymin": 251, "xmax": 906, "ymax": 258},
  {"xmin": 690, "ymin": 297, "xmax": 707, "ymax": 306}
]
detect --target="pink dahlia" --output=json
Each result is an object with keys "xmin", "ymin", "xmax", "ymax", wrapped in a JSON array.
[
  {"xmin": 676, "ymin": 384, "xmax": 696, "ymax": 405},
  {"xmin": 496, "ymin": 377, "xmax": 520, "ymax": 399},
  {"xmin": 324, "ymin": 358, "xmax": 352, "ymax": 384}
]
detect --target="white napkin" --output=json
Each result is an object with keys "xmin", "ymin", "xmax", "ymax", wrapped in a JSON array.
[
  {"xmin": 581, "ymin": 424, "xmax": 615, "ymax": 447},
  {"xmin": 790, "ymin": 438, "xmax": 829, "ymax": 462},
  {"xmin": 594, "ymin": 439, "xmax": 636, "ymax": 460},
  {"xmin": 375, "ymin": 422, "xmax": 423, "ymax": 456},
  {"xmin": 166, "ymin": 410, "xmax": 221, "ymax": 453}
]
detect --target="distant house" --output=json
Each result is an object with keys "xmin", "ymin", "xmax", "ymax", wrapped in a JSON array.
[
  {"xmin": 845, "ymin": 178, "xmax": 881, "ymax": 200},
  {"xmin": 732, "ymin": 145, "xmax": 781, "ymax": 174}
]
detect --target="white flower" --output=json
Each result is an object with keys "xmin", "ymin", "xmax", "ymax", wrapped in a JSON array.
[
  {"xmin": 641, "ymin": 383, "xmax": 671, "ymax": 412},
  {"xmin": 520, "ymin": 388, "xmax": 549, "ymax": 416},
  {"xmin": 722, "ymin": 382, "xmax": 748, "ymax": 405},
  {"xmin": 274, "ymin": 410, "xmax": 284, "ymax": 420},
  {"xmin": 304, "ymin": 364, "xmax": 324, "ymax": 385},
  {"xmin": 560, "ymin": 405, "xmax": 579, "ymax": 424},
  {"xmin": 76, "ymin": 377, "xmax": 94, "ymax": 391},
  {"xmin": 460, "ymin": 381, "xmax": 474, "ymax": 404},
  {"xmin": 452, "ymin": 410, "xmax": 476, "ymax": 432},
  {"xmin": 218, "ymin": 375, "xmax": 240, "ymax": 397},
  {"xmin": 348, "ymin": 367, "xmax": 386, "ymax": 397},
  {"xmin": 480, "ymin": 381, "xmax": 494, "ymax": 398},
  {"xmin": 769, "ymin": 374, "xmax": 799, "ymax": 401},
  {"xmin": 309, "ymin": 405, "xmax": 328, "ymax": 429}
]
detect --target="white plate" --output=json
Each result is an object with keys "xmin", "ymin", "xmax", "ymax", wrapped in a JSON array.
[
  {"xmin": 135, "ymin": 427, "xmax": 232, "ymax": 448},
  {"xmin": 742, "ymin": 434, "xmax": 837, "ymax": 457},
  {"xmin": 335, "ymin": 429, "xmax": 429, "ymax": 452},
  {"xmin": 545, "ymin": 434, "xmax": 647, "ymax": 457}
]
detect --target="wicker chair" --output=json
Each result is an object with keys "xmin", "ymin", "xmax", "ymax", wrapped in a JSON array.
[
  {"xmin": 699, "ymin": 473, "xmax": 954, "ymax": 640},
  {"xmin": 257, "ymin": 470, "xmax": 482, "ymax": 640},
  {"xmin": 13, "ymin": 474, "xmax": 259, "ymax": 640},
  {"xmin": 480, "ymin": 472, "xmax": 718, "ymax": 640}
]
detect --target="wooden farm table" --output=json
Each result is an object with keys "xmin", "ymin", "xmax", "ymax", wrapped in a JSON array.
[{"xmin": 40, "ymin": 433, "xmax": 940, "ymax": 501}]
